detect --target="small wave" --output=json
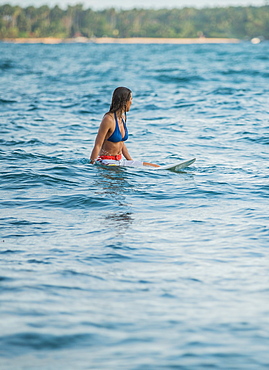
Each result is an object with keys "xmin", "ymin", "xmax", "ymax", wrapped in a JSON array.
[
  {"xmin": 59, "ymin": 270, "xmax": 105, "ymax": 280},
  {"xmin": 1, "ymin": 194, "xmax": 111, "ymax": 210},
  {"xmin": 155, "ymin": 74, "xmax": 204, "ymax": 84},
  {"xmin": 0, "ymin": 332, "xmax": 100, "ymax": 354},
  {"xmin": 85, "ymin": 252, "xmax": 132, "ymax": 263},
  {"xmin": 222, "ymin": 69, "xmax": 269, "ymax": 78},
  {"xmin": 237, "ymin": 133, "xmax": 269, "ymax": 145},
  {"xmin": 78, "ymin": 109, "xmax": 95, "ymax": 114},
  {"xmin": 0, "ymin": 60, "xmax": 14, "ymax": 71},
  {"xmin": 0, "ymin": 276, "xmax": 13, "ymax": 282},
  {"xmin": 1, "ymin": 171, "xmax": 77, "ymax": 189},
  {"xmin": 0, "ymin": 249, "xmax": 23, "ymax": 254},
  {"xmin": 257, "ymin": 55, "xmax": 269, "ymax": 61},
  {"xmin": 27, "ymin": 259, "xmax": 51, "ymax": 264},
  {"xmin": 0, "ymin": 138, "xmax": 44, "ymax": 147},
  {"xmin": 60, "ymin": 102, "xmax": 79, "ymax": 109},
  {"xmin": 1, "ymin": 150, "xmax": 62, "ymax": 164},
  {"xmin": 142, "ymin": 103, "xmax": 159, "ymax": 110},
  {"xmin": 210, "ymin": 87, "xmax": 239, "ymax": 95},
  {"xmin": 174, "ymin": 100, "xmax": 195, "ymax": 109},
  {"xmin": 26, "ymin": 104, "xmax": 38, "ymax": 111},
  {"xmin": 153, "ymin": 68, "xmax": 179, "ymax": 73},
  {"xmin": 3, "ymin": 218, "xmax": 50, "ymax": 226},
  {"xmin": 0, "ymin": 98, "xmax": 17, "ymax": 104}
]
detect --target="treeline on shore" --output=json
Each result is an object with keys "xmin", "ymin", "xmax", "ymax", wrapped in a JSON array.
[{"xmin": 0, "ymin": 4, "xmax": 268, "ymax": 40}]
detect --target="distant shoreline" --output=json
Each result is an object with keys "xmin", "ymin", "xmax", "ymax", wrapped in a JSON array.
[{"xmin": 2, "ymin": 37, "xmax": 241, "ymax": 44}]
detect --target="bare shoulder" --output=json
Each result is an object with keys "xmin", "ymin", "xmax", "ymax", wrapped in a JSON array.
[
  {"xmin": 100, "ymin": 113, "xmax": 113, "ymax": 128},
  {"xmin": 96, "ymin": 113, "xmax": 114, "ymax": 138},
  {"xmin": 102, "ymin": 112, "xmax": 113, "ymax": 123}
]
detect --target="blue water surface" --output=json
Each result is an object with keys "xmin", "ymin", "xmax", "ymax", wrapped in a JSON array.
[{"xmin": 0, "ymin": 41, "xmax": 269, "ymax": 369}]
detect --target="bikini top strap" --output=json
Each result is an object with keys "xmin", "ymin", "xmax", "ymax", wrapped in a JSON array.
[
  {"xmin": 114, "ymin": 112, "xmax": 127, "ymax": 128},
  {"xmin": 114, "ymin": 112, "xmax": 119, "ymax": 127}
]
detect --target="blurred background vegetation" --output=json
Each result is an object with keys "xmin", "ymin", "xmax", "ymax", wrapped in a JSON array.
[{"xmin": 0, "ymin": 4, "xmax": 268, "ymax": 39}]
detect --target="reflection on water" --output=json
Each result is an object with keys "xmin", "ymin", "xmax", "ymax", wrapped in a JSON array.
[
  {"xmin": 104, "ymin": 211, "xmax": 133, "ymax": 230},
  {"xmin": 94, "ymin": 166, "xmax": 134, "ymax": 232}
]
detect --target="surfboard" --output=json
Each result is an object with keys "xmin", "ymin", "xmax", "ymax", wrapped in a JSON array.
[
  {"xmin": 95, "ymin": 158, "xmax": 196, "ymax": 171},
  {"xmin": 154, "ymin": 158, "xmax": 196, "ymax": 171}
]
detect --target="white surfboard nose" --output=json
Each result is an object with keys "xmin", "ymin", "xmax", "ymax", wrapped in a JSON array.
[{"xmin": 156, "ymin": 158, "xmax": 196, "ymax": 171}]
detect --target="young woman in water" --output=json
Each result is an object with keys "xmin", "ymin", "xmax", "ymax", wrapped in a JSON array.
[{"xmin": 90, "ymin": 87, "xmax": 159, "ymax": 167}]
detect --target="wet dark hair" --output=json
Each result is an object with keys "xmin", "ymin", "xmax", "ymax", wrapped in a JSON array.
[{"xmin": 109, "ymin": 87, "xmax": 132, "ymax": 114}]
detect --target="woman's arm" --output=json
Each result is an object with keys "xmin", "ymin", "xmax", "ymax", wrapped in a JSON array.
[
  {"xmin": 122, "ymin": 143, "xmax": 159, "ymax": 167},
  {"xmin": 90, "ymin": 115, "xmax": 112, "ymax": 164},
  {"xmin": 122, "ymin": 143, "xmax": 132, "ymax": 160}
]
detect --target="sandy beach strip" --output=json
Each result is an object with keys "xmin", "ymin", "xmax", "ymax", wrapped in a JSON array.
[
  {"xmin": 93, "ymin": 37, "xmax": 241, "ymax": 44},
  {"xmin": 2, "ymin": 37, "xmax": 241, "ymax": 44}
]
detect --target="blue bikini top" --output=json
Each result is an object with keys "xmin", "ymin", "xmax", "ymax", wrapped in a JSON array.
[{"xmin": 107, "ymin": 113, "xmax": 128, "ymax": 143}]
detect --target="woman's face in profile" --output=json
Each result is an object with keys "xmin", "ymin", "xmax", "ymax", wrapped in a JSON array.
[{"xmin": 126, "ymin": 94, "xmax": 133, "ymax": 112}]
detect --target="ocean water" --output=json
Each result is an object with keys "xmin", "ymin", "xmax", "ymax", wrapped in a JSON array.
[{"xmin": 0, "ymin": 41, "xmax": 268, "ymax": 369}]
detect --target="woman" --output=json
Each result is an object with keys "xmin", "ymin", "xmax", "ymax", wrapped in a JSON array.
[{"xmin": 90, "ymin": 87, "xmax": 159, "ymax": 167}]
